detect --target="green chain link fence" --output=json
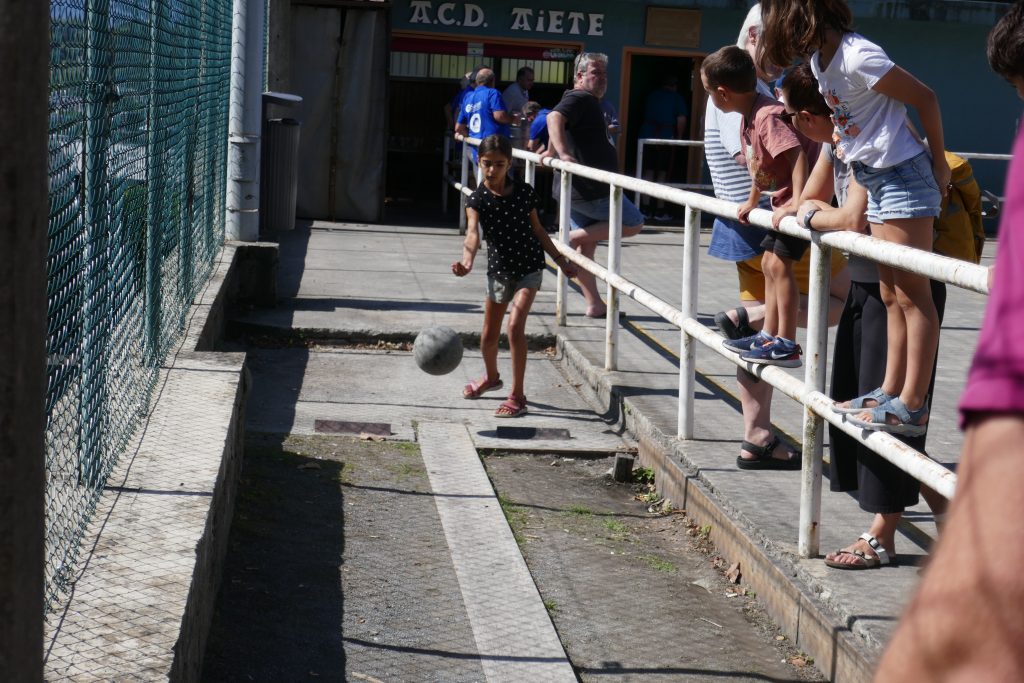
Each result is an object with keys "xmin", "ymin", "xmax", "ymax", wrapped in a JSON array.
[{"xmin": 46, "ymin": 0, "xmax": 234, "ymax": 608}]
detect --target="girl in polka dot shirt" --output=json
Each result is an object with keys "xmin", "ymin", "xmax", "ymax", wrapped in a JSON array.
[{"xmin": 453, "ymin": 134, "xmax": 578, "ymax": 417}]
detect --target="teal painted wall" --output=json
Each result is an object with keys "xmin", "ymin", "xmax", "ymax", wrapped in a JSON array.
[{"xmin": 393, "ymin": 0, "xmax": 1021, "ymax": 191}]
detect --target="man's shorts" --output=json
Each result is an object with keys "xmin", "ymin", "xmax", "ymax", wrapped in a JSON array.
[
  {"xmin": 737, "ymin": 248, "xmax": 848, "ymax": 302},
  {"xmin": 850, "ymin": 152, "xmax": 942, "ymax": 224},
  {"xmin": 486, "ymin": 269, "xmax": 543, "ymax": 304},
  {"xmin": 570, "ymin": 195, "xmax": 645, "ymax": 230}
]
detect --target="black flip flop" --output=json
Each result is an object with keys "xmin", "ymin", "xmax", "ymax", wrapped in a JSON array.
[{"xmin": 736, "ymin": 436, "xmax": 802, "ymax": 470}]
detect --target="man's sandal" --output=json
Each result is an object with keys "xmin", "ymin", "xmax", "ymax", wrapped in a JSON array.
[
  {"xmin": 736, "ymin": 435, "xmax": 802, "ymax": 471},
  {"xmin": 495, "ymin": 394, "xmax": 527, "ymax": 418},
  {"xmin": 846, "ymin": 397, "xmax": 928, "ymax": 436},
  {"xmin": 824, "ymin": 533, "xmax": 894, "ymax": 570},
  {"xmin": 463, "ymin": 375, "xmax": 503, "ymax": 399},
  {"xmin": 714, "ymin": 307, "xmax": 756, "ymax": 341},
  {"xmin": 832, "ymin": 387, "xmax": 897, "ymax": 414}
]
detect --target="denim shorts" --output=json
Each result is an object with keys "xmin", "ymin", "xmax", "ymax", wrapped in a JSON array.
[
  {"xmin": 486, "ymin": 269, "xmax": 543, "ymax": 304},
  {"xmin": 570, "ymin": 195, "xmax": 645, "ymax": 230},
  {"xmin": 850, "ymin": 152, "xmax": 942, "ymax": 224}
]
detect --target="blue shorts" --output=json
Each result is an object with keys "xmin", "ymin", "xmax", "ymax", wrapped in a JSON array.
[
  {"xmin": 850, "ymin": 152, "xmax": 942, "ymax": 224},
  {"xmin": 570, "ymin": 195, "xmax": 645, "ymax": 230}
]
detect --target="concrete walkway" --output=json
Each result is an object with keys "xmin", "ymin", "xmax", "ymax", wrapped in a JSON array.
[{"xmin": 236, "ymin": 220, "xmax": 991, "ymax": 678}]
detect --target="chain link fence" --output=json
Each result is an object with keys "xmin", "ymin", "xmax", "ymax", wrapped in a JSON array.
[{"xmin": 46, "ymin": 0, "xmax": 233, "ymax": 608}]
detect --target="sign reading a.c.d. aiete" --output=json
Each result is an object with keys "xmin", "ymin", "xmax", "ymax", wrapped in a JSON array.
[{"xmin": 406, "ymin": 2, "xmax": 604, "ymax": 36}]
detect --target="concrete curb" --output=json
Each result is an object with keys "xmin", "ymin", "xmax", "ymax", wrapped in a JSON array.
[{"xmin": 555, "ymin": 334, "xmax": 877, "ymax": 682}]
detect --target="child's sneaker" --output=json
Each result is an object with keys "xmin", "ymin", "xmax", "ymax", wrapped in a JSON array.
[
  {"xmin": 740, "ymin": 337, "xmax": 803, "ymax": 368},
  {"xmin": 723, "ymin": 331, "xmax": 773, "ymax": 354}
]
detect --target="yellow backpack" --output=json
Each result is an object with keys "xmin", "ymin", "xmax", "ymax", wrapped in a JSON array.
[{"xmin": 933, "ymin": 151, "xmax": 985, "ymax": 263}]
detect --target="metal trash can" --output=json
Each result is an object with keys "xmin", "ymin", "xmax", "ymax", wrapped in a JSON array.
[{"xmin": 260, "ymin": 92, "xmax": 302, "ymax": 234}]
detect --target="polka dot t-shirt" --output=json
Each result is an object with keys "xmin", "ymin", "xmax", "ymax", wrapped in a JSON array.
[{"xmin": 467, "ymin": 180, "xmax": 544, "ymax": 281}]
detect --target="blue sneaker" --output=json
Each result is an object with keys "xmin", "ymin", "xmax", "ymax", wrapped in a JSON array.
[
  {"xmin": 740, "ymin": 337, "xmax": 803, "ymax": 368},
  {"xmin": 723, "ymin": 331, "xmax": 773, "ymax": 354}
]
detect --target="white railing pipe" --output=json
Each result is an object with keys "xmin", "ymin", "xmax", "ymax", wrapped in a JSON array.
[
  {"xmin": 556, "ymin": 170, "xmax": 572, "ymax": 326},
  {"xmin": 226, "ymin": 0, "xmax": 264, "ymax": 241},
  {"xmin": 678, "ymin": 206, "xmax": 700, "ymax": 438},
  {"xmin": 605, "ymin": 185, "xmax": 623, "ymax": 370}
]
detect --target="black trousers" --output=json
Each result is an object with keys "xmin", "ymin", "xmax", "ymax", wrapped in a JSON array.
[{"xmin": 828, "ymin": 279, "xmax": 947, "ymax": 513}]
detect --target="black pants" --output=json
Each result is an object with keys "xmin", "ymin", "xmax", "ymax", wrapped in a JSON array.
[{"xmin": 828, "ymin": 279, "xmax": 947, "ymax": 513}]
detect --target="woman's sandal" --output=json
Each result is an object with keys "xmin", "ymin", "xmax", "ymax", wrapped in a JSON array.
[
  {"xmin": 495, "ymin": 394, "xmax": 527, "ymax": 418},
  {"xmin": 832, "ymin": 387, "xmax": 897, "ymax": 414},
  {"xmin": 824, "ymin": 533, "xmax": 895, "ymax": 570},
  {"xmin": 735, "ymin": 435, "xmax": 802, "ymax": 471},
  {"xmin": 463, "ymin": 375, "xmax": 503, "ymax": 400},
  {"xmin": 714, "ymin": 307, "xmax": 756, "ymax": 341},
  {"xmin": 846, "ymin": 397, "xmax": 928, "ymax": 436}
]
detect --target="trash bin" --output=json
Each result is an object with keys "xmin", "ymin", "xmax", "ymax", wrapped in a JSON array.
[{"xmin": 260, "ymin": 92, "xmax": 302, "ymax": 235}]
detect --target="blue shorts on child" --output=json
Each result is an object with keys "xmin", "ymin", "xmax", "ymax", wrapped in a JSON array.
[{"xmin": 850, "ymin": 151, "xmax": 942, "ymax": 224}]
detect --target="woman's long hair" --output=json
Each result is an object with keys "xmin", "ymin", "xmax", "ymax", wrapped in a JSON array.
[{"xmin": 757, "ymin": 0, "xmax": 853, "ymax": 74}]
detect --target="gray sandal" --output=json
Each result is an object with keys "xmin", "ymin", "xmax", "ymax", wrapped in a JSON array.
[
  {"xmin": 846, "ymin": 397, "xmax": 929, "ymax": 436},
  {"xmin": 832, "ymin": 387, "xmax": 897, "ymax": 414}
]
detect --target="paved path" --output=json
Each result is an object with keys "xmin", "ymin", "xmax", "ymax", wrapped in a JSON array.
[{"xmin": 236, "ymin": 219, "xmax": 992, "ymax": 672}]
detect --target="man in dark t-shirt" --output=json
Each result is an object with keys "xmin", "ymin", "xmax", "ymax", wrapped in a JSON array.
[{"xmin": 543, "ymin": 52, "xmax": 644, "ymax": 318}]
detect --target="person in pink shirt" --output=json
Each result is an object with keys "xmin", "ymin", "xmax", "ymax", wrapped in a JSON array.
[{"xmin": 874, "ymin": 3, "xmax": 1024, "ymax": 679}]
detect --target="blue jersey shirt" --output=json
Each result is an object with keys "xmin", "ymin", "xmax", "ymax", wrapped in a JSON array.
[
  {"xmin": 529, "ymin": 109, "xmax": 551, "ymax": 149},
  {"xmin": 457, "ymin": 86, "xmax": 509, "ymax": 159}
]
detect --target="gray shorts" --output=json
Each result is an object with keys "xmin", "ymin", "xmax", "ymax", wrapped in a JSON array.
[{"xmin": 486, "ymin": 269, "xmax": 543, "ymax": 304}]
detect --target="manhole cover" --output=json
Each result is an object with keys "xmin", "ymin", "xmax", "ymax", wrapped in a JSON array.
[
  {"xmin": 315, "ymin": 420, "xmax": 392, "ymax": 436},
  {"xmin": 494, "ymin": 426, "xmax": 571, "ymax": 440}
]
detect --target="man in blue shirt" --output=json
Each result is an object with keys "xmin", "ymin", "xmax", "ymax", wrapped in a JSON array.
[
  {"xmin": 455, "ymin": 68, "xmax": 512, "ymax": 162},
  {"xmin": 523, "ymin": 101, "xmax": 550, "ymax": 153}
]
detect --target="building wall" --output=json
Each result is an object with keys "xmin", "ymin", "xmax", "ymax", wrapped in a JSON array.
[{"xmin": 392, "ymin": 0, "xmax": 1021, "ymax": 193}]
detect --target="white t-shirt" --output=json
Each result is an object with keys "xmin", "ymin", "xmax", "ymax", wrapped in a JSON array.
[{"xmin": 811, "ymin": 32, "xmax": 924, "ymax": 168}]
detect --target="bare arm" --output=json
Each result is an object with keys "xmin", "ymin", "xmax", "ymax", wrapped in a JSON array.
[
  {"xmin": 798, "ymin": 176, "xmax": 869, "ymax": 232},
  {"xmin": 675, "ymin": 114, "xmax": 688, "ymax": 139},
  {"xmin": 493, "ymin": 109, "xmax": 513, "ymax": 125},
  {"xmin": 873, "ymin": 65, "xmax": 950, "ymax": 194},
  {"xmin": 874, "ymin": 415, "xmax": 1024, "ymax": 681},
  {"xmin": 452, "ymin": 208, "xmax": 481, "ymax": 276},
  {"xmin": 529, "ymin": 209, "xmax": 578, "ymax": 278},
  {"xmin": 542, "ymin": 111, "xmax": 576, "ymax": 163},
  {"xmin": 799, "ymin": 148, "xmax": 836, "ymax": 204},
  {"xmin": 737, "ymin": 183, "xmax": 761, "ymax": 224}
]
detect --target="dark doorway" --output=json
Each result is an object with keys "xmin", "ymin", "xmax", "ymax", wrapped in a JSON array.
[{"xmin": 623, "ymin": 54, "xmax": 700, "ymax": 186}]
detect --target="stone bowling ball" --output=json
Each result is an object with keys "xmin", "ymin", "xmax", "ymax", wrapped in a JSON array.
[{"xmin": 413, "ymin": 326, "xmax": 464, "ymax": 375}]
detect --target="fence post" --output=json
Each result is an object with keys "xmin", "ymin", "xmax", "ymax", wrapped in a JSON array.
[
  {"xmin": 798, "ymin": 233, "xmax": 831, "ymax": 558},
  {"xmin": 459, "ymin": 143, "xmax": 469, "ymax": 235},
  {"xmin": 441, "ymin": 134, "xmax": 451, "ymax": 213},
  {"xmin": 524, "ymin": 158, "xmax": 535, "ymax": 188},
  {"xmin": 556, "ymin": 169, "xmax": 572, "ymax": 326},
  {"xmin": 634, "ymin": 139, "xmax": 645, "ymax": 205},
  {"xmin": 0, "ymin": 0, "xmax": 47, "ymax": 676},
  {"xmin": 678, "ymin": 206, "xmax": 701, "ymax": 438},
  {"xmin": 226, "ymin": 0, "xmax": 265, "ymax": 241},
  {"xmin": 145, "ymin": 0, "xmax": 166, "ymax": 364},
  {"xmin": 605, "ymin": 185, "xmax": 623, "ymax": 370}
]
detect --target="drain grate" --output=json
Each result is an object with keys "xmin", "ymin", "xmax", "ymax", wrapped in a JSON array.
[
  {"xmin": 494, "ymin": 426, "xmax": 571, "ymax": 440},
  {"xmin": 315, "ymin": 420, "xmax": 392, "ymax": 436}
]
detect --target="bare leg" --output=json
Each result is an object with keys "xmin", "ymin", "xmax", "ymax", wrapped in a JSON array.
[
  {"xmin": 569, "ymin": 221, "xmax": 643, "ymax": 316},
  {"xmin": 481, "ymin": 298, "xmax": 510, "ymax": 382},
  {"xmin": 760, "ymin": 252, "xmax": 779, "ymax": 337},
  {"xmin": 855, "ymin": 218, "xmax": 939, "ymax": 424},
  {"xmin": 825, "ymin": 512, "xmax": 901, "ymax": 565},
  {"xmin": 874, "ymin": 415, "xmax": 1024, "ymax": 681},
  {"xmin": 506, "ymin": 287, "xmax": 538, "ymax": 398},
  {"xmin": 772, "ymin": 257, "xmax": 799, "ymax": 341}
]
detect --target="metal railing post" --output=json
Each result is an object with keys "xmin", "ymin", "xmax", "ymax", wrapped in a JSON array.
[
  {"xmin": 556, "ymin": 169, "xmax": 572, "ymax": 326},
  {"xmin": 442, "ymin": 134, "xmax": 451, "ymax": 213},
  {"xmin": 679, "ymin": 206, "xmax": 701, "ymax": 438},
  {"xmin": 634, "ymin": 139, "xmax": 645, "ymax": 205},
  {"xmin": 798, "ymin": 233, "xmax": 831, "ymax": 557},
  {"xmin": 459, "ymin": 144, "xmax": 469, "ymax": 235},
  {"xmin": 605, "ymin": 185, "xmax": 623, "ymax": 370},
  {"xmin": 524, "ymin": 158, "xmax": 535, "ymax": 188}
]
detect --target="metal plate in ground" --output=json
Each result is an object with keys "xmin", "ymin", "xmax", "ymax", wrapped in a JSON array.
[
  {"xmin": 314, "ymin": 420, "xmax": 392, "ymax": 436},
  {"xmin": 494, "ymin": 426, "xmax": 571, "ymax": 440}
]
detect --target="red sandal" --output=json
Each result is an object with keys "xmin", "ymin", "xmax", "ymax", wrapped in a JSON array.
[
  {"xmin": 463, "ymin": 375, "xmax": 503, "ymax": 399},
  {"xmin": 495, "ymin": 394, "xmax": 527, "ymax": 418}
]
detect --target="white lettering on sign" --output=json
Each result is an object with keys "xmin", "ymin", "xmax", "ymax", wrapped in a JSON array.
[
  {"xmin": 509, "ymin": 6, "xmax": 602, "ymax": 35},
  {"xmin": 408, "ymin": 1, "xmax": 487, "ymax": 28},
  {"xmin": 407, "ymin": 4, "xmax": 602, "ymax": 36}
]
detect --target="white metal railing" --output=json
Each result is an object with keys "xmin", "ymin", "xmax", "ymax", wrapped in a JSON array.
[{"xmin": 452, "ymin": 134, "xmax": 989, "ymax": 558}]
